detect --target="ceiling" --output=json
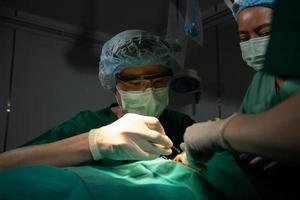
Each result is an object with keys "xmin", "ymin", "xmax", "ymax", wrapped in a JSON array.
[{"xmin": 1, "ymin": 0, "xmax": 223, "ymax": 35}]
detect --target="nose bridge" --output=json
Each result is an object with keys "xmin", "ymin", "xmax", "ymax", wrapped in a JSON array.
[
  {"xmin": 142, "ymin": 84, "xmax": 155, "ymax": 93},
  {"xmin": 249, "ymin": 31, "xmax": 260, "ymax": 40},
  {"xmin": 141, "ymin": 77, "xmax": 164, "ymax": 91},
  {"xmin": 149, "ymin": 78, "xmax": 157, "ymax": 86},
  {"xmin": 142, "ymin": 76, "xmax": 170, "ymax": 91},
  {"xmin": 143, "ymin": 79, "xmax": 155, "ymax": 90}
]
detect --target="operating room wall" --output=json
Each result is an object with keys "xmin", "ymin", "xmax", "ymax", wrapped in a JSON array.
[
  {"xmin": 0, "ymin": 8, "xmax": 254, "ymax": 152},
  {"xmin": 0, "ymin": 25, "xmax": 13, "ymax": 152},
  {"xmin": 169, "ymin": 15, "xmax": 254, "ymax": 122},
  {"xmin": 0, "ymin": 9, "xmax": 115, "ymax": 151}
]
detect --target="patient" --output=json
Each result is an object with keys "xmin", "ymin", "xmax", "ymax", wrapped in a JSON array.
[
  {"xmin": 173, "ymin": 153, "xmax": 204, "ymax": 173},
  {"xmin": 0, "ymin": 151, "xmax": 262, "ymax": 200},
  {"xmin": 0, "ymin": 157, "xmax": 219, "ymax": 200}
]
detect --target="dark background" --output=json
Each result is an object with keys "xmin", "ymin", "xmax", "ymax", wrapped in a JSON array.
[{"xmin": 0, "ymin": 0, "xmax": 253, "ymax": 152}]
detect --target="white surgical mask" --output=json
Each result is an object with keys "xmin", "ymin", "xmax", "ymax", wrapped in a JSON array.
[
  {"xmin": 117, "ymin": 87, "xmax": 169, "ymax": 117},
  {"xmin": 240, "ymin": 35, "xmax": 270, "ymax": 71}
]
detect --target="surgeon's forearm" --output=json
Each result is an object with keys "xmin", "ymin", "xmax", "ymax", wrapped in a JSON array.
[
  {"xmin": 225, "ymin": 92, "xmax": 300, "ymax": 163},
  {"xmin": 0, "ymin": 133, "xmax": 92, "ymax": 169}
]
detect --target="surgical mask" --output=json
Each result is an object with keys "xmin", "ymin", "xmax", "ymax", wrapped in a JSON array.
[
  {"xmin": 117, "ymin": 87, "xmax": 169, "ymax": 117},
  {"xmin": 240, "ymin": 35, "xmax": 270, "ymax": 71}
]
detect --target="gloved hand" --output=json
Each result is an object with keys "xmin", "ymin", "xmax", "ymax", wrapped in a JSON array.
[
  {"xmin": 88, "ymin": 113, "xmax": 173, "ymax": 161},
  {"xmin": 182, "ymin": 113, "xmax": 239, "ymax": 163}
]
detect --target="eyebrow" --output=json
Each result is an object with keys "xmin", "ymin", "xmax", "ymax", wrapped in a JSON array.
[
  {"xmin": 239, "ymin": 23, "xmax": 271, "ymax": 35},
  {"xmin": 254, "ymin": 23, "xmax": 271, "ymax": 33}
]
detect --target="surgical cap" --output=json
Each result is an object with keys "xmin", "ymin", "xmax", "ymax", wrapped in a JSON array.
[
  {"xmin": 232, "ymin": 0, "xmax": 274, "ymax": 20},
  {"xmin": 99, "ymin": 30, "xmax": 174, "ymax": 90}
]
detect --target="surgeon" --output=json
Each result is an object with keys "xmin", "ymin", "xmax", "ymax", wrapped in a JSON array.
[
  {"xmin": 0, "ymin": 30, "xmax": 195, "ymax": 169},
  {"xmin": 183, "ymin": 0, "xmax": 300, "ymax": 165},
  {"xmin": 182, "ymin": 0, "xmax": 300, "ymax": 198}
]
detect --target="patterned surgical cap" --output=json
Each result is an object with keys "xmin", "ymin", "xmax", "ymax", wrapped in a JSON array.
[
  {"xmin": 232, "ymin": 0, "xmax": 274, "ymax": 20},
  {"xmin": 99, "ymin": 30, "xmax": 175, "ymax": 90}
]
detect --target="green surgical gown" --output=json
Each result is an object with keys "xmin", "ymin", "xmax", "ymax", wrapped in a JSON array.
[
  {"xmin": 249, "ymin": 0, "xmax": 300, "ymax": 195},
  {"xmin": 240, "ymin": 72, "xmax": 300, "ymax": 114},
  {"xmin": 238, "ymin": 71, "xmax": 300, "ymax": 199},
  {"xmin": 23, "ymin": 105, "xmax": 195, "ymax": 159}
]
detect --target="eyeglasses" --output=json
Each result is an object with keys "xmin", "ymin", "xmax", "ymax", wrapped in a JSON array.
[{"xmin": 115, "ymin": 69, "xmax": 173, "ymax": 91}]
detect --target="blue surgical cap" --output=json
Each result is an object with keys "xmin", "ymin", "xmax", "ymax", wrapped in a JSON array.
[
  {"xmin": 99, "ymin": 29, "xmax": 174, "ymax": 90},
  {"xmin": 232, "ymin": 0, "xmax": 274, "ymax": 20}
]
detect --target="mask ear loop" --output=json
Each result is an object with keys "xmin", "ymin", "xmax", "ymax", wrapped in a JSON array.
[
  {"xmin": 114, "ymin": 75, "xmax": 127, "ymax": 105},
  {"xmin": 114, "ymin": 85, "xmax": 126, "ymax": 117}
]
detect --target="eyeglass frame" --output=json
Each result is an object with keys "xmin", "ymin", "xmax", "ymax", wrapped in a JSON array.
[{"xmin": 115, "ymin": 68, "xmax": 173, "ymax": 91}]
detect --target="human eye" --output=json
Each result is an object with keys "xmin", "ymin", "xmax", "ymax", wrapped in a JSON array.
[
  {"xmin": 152, "ymin": 77, "xmax": 169, "ymax": 88},
  {"xmin": 256, "ymin": 24, "xmax": 271, "ymax": 37},
  {"xmin": 259, "ymin": 31, "xmax": 270, "ymax": 37},
  {"xmin": 128, "ymin": 80, "xmax": 143, "ymax": 86},
  {"xmin": 239, "ymin": 33, "xmax": 249, "ymax": 42}
]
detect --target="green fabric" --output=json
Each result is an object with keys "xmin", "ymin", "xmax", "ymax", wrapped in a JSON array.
[
  {"xmin": 0, "ymin": 165, "xmax": 93, "ymax": 200},
  {"xmin": 0, "ymin": 155, "xmax": 264, "ymax": 200},
  {"xmin": 0, "ymin": 158, "xmax": 220, "ymax": 200},
  {"xmin": 264, "ymin": 0, "xmax": 300, "ymax": 77},
  {"xmin": 6, "ymin": 105, "xmax": 262, "ymax": 200},
  {"xmin": 67, "ymin": 158, "xmax": 219, "ymax": 200},
  {"xmin": 23, "ymin": 107, "xmax": 195, "ymax": 159},
  {"xmin": 203, "ymin": 152, "xmax": 260, "ymax": 200},
  {"xmin": 240, "ymin": 71, "xmax": 300, "ymax": 114},
  {"xmin": 238, "ymin": 71, "xmax": 300, "ymax": 199},
  {"xmin": 241, "ymin": 1, "xmax": 300, "ymax": 196}
]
